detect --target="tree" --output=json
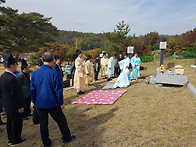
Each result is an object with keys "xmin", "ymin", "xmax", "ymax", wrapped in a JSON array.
[
  {"xmin": 104, "ymin": 20, "xmax": 132, "ymax": 53},
  {"xmin": 129, "ymin": 40, "xmax": 149, "ymax": 55},
  {"xmin": 0, "ymin": 0, "xmax": 5, "ymax": 4},
  {"xmin": 0, "ymin": 7, "xmax": 59, "ymax": 54},
  {"xmin": 38, "ymin": 42, "xmax": 70, "ymax": 61},
  {"xmin": 65, "ymin": 46, "xmax": 77, "ymax": 62},
  {"xmin": 166, "ymin": 35, "xmax": 186, "ymax": 54},
  {"xmin": 182, "ymin": 29, "xmax": 196, "ymax": 45},
  {"xmin": 87, "ymin": 48, "xmax": 101, "ymax": 59},
  {"xmin": 143, "ymin": 32, "xmax": 160, "ymax": 50},
  {"xmin": 78, "ymin": 33, "xmax": 105, "ymax": 50}
]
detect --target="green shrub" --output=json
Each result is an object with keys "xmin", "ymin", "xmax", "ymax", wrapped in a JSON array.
[
  {"xmin": 140, "ymin": 55, "xmax": 154, "ymax": 63},
  {"xmin": 29, "ymin": 53, "xmax": 41, "ymax": 66}
]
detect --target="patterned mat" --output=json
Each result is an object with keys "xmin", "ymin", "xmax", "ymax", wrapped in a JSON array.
[{"xmin": 72, "ymin": 90, "xmax": 127, "ymax": 105}]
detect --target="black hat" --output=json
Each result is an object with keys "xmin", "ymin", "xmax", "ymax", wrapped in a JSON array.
[
  {"xmin": 113, "ymin": 54, "xmax": 117, "ymax": 57},
  {"xmin": 128, "ymin": 63, "xmax": 132, "ymax": 69},
  {"xmin": 21, "ymin": 59, "xmax": 28, "ymax": 70},
  {"xmin": 87, "ymin": 55, "xmax": 92, "ymax": 60},
  {"xmin": 37, "ymin": 58, "xmax": 43, "ymax": 67},
  {"xmin": 76, "ymin": 49, "xmax": 82, "ymax": 55},
  {"xmin": 54, "ymin": 55, "xmax": 60, "ymax": 60},
  {"xmin": 3, "ymin": 53, "xmax": 16, "ymax": 68},
  {"xmin": 134, "ymin": 50, "xmax": 138, "ymax": 54}
]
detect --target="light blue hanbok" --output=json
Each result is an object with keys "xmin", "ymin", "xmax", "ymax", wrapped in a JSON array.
[
  {"xmin": 113, "ymin": 69, "xmax": 131, "ymax": 88},
  {"xmin": 119, "ymin": 57, "xmax": 131, "ymax": 71},
  {"xmin": 130, "ymin": 56, "xmax": 141, "ymax": 79},
  {"xmin": 106, "ymin": 57, "xmax": 115, "ymax": 78}
]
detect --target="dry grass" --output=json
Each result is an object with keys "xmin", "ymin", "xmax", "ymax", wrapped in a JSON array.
[{"xmin": 0, "ymin": 58, "xmax": 196, "ymax": 147}]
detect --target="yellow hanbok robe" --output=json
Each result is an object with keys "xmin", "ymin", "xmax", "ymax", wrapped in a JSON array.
[
  {"xmin": 100, "ymin": 57, "xmax": 109, "ymax": 77},
  {"xmin": 74, "ymin": 57, "xmax": 85, "ymax": 91},
  {"xmin": 85, "ymin": 60, "xmax": 94, "ymax": 85}
]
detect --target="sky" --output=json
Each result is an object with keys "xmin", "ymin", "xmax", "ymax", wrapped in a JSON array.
[{"xmin": 2, "ymin": 0, "xmax": 196, "ymax": 36}]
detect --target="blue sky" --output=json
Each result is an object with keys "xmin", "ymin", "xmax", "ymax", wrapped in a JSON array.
[{"xmin": 2, "ymin": 0, "xmax": 196, "ymax": 36}]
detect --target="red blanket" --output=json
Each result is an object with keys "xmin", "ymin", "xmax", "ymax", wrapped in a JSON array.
[{"xmin": 72, "ymin": 90, "xmax": 127, "ymax": 105}]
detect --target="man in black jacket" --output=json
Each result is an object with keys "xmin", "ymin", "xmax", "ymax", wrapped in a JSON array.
[
  {"xmin": 0, "ymin": 90, "xmax": 5, "ymax": 132},
  {"xmin": 17, "ymin": 59, "xmax": 31, "ymax": 120},
  {"xmin": 94, "ymin": 56, "xmax": 100, "ymax": 81},
  {"xmin": 53, "ymin": 55, "xmax": 64, "ymax": 80},
  {"xmin": 0, "ymin": 53, "xmax": 26, "ymax": 146}
]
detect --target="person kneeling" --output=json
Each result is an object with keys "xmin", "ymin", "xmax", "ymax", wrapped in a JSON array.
[{"xmin": 113, "ymin": 63, "xmax": 133, "ymax": 88}]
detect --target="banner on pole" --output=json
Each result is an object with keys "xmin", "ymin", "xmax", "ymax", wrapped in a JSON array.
[
  {"xmin": 160, "ymin": 42, "xmax": 167, "ymax": 50},
  {"xmin": 127, "ymin": 46, "xmax": 134, "ymax": 53}
]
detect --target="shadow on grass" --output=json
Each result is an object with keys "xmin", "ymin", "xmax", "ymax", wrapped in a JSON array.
[
  {"xmin": 131, "ymin": 80, "xmax": 143, "ymax": 85},
  {"xmin": 67, "ymin": 106, "xmax": 119, "ymax": 146},
  {"xmin": 93, "ymin": 79, "xmax": 107, "ymax": 85}
]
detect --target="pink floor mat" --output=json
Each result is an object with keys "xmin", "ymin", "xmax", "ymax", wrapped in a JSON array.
[{"xmin": 72, "ymin": 90, "xmax": 127, "ymax": 105}]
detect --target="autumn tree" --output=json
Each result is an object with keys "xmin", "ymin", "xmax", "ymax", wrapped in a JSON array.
[
  {"xmin": 166, "ymin": 35, "xmax": 187, "ymax": 54},
  {"xmin": 182, "ymin": 28, "xmax": 196, "ymax": 45},
  {"xmin": 87, "ymin": 48, "xmax": 101, "ymax": 59},
  {"xmin": 129, "ymin": 40, "xmax": 149, "ymax": 55},
  {"xmin": 38, "ymin": 42, "xmax": 70, "ymax": 60}
]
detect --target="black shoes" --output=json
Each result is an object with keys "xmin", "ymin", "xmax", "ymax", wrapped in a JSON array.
[
  {"xmin": 44, "ymin": 139, "xmax": 52, "ymax": 147},
  {"xmin": 107, "ymin": 78, "xmax": 112, "ymax": 81},
  {"xmin": 63, "ymin": 135, "xmax": 76, "ymax": 146},
  {"xmin": 94, "ymin": 85, "xmax": 101, "ymax": 88},
  {"xmin": 44, "ymin": 143, "xmax": 52, "ymax": 147},
  {"xmin": 77, "ymin": 91, "xmax": 84, "ymax": 95},
  {"xmin": 11, "ymin": 139, "xmax": 27, "ymax": 146}
]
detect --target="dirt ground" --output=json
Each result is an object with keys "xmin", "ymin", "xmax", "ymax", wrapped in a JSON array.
[{"xmin": 0, "ymin": 58, "xmax": 196, "ymax": 147}]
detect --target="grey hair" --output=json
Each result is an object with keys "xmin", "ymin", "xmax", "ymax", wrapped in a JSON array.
[{"xmin": 41, "ymin": 52, "xmax": 54, "ymax": 62}]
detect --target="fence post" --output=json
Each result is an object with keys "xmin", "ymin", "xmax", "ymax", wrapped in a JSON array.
[
  {"xmin": 174, "ymin": 52, "xmax": 176, "ymax": 61},
  {"xmin": 154, "ymin": 54, "xmax": 156, "ymax": 62}
]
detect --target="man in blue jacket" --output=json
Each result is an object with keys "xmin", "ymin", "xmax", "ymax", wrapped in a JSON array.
[{"xmin": 30, "ymin": 52, "xmax": 75, "ymax": 147}]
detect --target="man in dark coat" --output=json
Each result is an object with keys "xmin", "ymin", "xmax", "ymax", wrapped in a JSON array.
[
  {"xmin": 93, "ymin": 56, "xmax": 100, "ymax": 81},
  {"xmin": 53, "ymin": 55, "xmax": 64, "ymax": 80},
  {"xmin": 0, "ymin": 87, "xmax": 6, "ymax": 126},
  {"xmin": 117, "ymin": 53, "xmax": 124, "ymax": 75},
  {"xmin": 0, "ymin": 90, "xmax": 5, "ymax": 132},
  {"xmin": 17, "ymin": 59, "xmax": 31, "ymax": 120},
  {"xmin": 0, "ymin": 53, "xmax": 26, "ymax": 146},
  {"xmin": 70, "ymin": 59, "xmax": 76, "ymax": 86}
]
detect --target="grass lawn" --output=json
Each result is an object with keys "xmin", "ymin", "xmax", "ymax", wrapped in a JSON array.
[{"xmin": 0, "ymin": 58, "xmax": 196, "ymax": 147}]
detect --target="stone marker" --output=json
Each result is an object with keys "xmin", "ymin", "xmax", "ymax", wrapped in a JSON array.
[{"xmin": 156, "ymin": 69, "xmax": 188, "ymax": 86}]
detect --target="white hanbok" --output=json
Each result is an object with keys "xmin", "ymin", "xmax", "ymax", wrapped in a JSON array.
[
  {"xmin": 106, "ymin": 57, "xmax": 115, "ymax": 78},
  {"xmin": 119, "ymin": 57, "xmax": 131, "ymax": 71},
  {"xmin": 113, "ymin": 69, "xmax": 131, "ymax": 88}
]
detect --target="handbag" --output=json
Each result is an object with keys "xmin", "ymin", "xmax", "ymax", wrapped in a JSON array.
[{"xmin": 32, "ymin": 106, "xmax": 39, "ymax": 125}]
